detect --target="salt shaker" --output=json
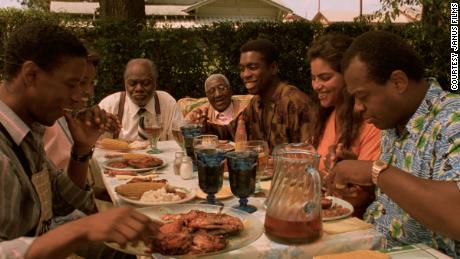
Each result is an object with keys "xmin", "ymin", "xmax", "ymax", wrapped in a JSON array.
[
  {"xmin": 180, "ymin": 156, "xmax": 194, "ymax": 180},
  {"xmin": 174, "ymin": 151, "xmax": 184, "ymax": 175}
]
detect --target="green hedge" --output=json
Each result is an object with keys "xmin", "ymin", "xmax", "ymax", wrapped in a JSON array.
[{"xmin": 0, "ymin": 9, "xmax": 455, "ymax": 103}]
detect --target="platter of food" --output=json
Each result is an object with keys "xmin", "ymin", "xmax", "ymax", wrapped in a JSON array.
[
  {"xmin": 321, "ymin": 196, "xmax": 354, "ymax": 221},
  {"xmin": 115, "ymin": 180, "xmax": 196, "ymax": 206},
  {"xmin": 103, "ymin": 156, "xmax": 166, "ymax": 172},
  {"xmin": 105, "ymin": 204, "xmax": 264, "ymax": 257}
]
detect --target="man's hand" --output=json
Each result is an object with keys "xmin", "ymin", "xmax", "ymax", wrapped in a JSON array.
[
  {"xmin": 326, "ymin": 160, "xmax": 373, "ymax": 194},
  {"xmin": 103, "ymin": 113, "xmax": 121, "ymax": 137},
  {"xmin": 324, "ymin": 143, "xmax": 358, "ymax": 172},
  {"xmin": 65, "ymin": 105, "xmax": 110, "ymax": 148},
  {"xmin": 78, "ymin": 207, "xmax": 162, "ymax": 247},
  {"xmin": 185, "ymin": 107, "xmax": 208, "ymax": 124}
]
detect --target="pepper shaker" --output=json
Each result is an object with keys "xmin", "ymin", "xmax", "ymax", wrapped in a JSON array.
[
  {"xmin": 180, "ymin": 156, "xmax": 193, "ymax": 180},
  {"xmin": 174, "ymin": 151, "xmax": 185, "ymax": 175}
]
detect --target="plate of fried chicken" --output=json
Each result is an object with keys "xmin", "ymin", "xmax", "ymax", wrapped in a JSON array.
[
  {"xmin": 103, "ymin": 156, "xmax": 166, "ymax": 172},
  {"xmin": 105, "ymin": 204, "xmax": 263, "ymax": 257}
]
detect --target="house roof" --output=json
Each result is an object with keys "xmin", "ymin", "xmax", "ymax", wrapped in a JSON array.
[{"xmin": 184, "ymin": 0, "xmax": 292, "ymax": 13}]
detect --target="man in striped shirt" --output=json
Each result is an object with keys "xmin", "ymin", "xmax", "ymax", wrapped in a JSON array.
[{"xmin": 0, "ymin": 22, "xmax": 159, "ymax": 258}]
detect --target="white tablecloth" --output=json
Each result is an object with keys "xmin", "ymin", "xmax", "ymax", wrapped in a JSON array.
[{"xmin": 94, "ymin": 140, "xmax": 384, "ymax": 258}]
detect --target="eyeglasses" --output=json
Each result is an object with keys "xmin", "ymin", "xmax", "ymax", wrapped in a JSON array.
[
  {"xmin": 206, "ymin": 84, "xmax": 229, "ymax": 95},
  {"xmin": 126, "ymin": 79, "xmax": 153, "ymax": 88}
]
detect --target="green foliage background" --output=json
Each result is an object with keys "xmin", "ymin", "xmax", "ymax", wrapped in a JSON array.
[{"xmin": 0, "ymin": 9, "xmax": 455, "ymax": 103}]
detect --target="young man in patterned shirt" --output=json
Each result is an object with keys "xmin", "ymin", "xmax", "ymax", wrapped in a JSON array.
[{"xmin": 326, "ymin": 30, "xmax": 460, "ymax": 257}]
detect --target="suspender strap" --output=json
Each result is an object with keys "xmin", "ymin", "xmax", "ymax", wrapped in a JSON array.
[
  {"xmin": 0, "ymin": 123, "xmax": 32, "ymax": 179},
  {"xmin": 153, "ymin": 91, "xmax": 161, "ymax": 115},
  {"xmin": 115, "ymin": 91, "xmax": 127, "ymax": 139},
  {"xmin": 116, "ymin": 90, "xmax": 162, "ymax": 134}
]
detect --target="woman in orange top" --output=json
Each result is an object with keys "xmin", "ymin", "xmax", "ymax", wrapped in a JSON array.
[{"xmin": 308, "ymin": 33, "xmax": 381, "ymax": 217}]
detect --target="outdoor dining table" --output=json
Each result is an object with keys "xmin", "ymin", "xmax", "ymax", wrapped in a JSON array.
[{"xmin": 93, "ymin": 140, "xmax": 385, "ymax": 258}]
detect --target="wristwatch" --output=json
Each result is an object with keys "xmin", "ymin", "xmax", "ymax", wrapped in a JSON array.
[
  {"xmin": 70, "ymin": 147, "xmax": 94, "ymax": 162},
  {"xmin": 372, "ymin": 160, "xmax": 389, "ymax": 185}
]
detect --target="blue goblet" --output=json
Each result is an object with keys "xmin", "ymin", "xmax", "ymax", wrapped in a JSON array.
[
  {"xmin": 226, "ymin": 151, "xmax": 258, "ymax": 213},
  {"xmin": 195, "ymin": 147, "xmax": 225, "ymax": 206},
  {"xmin": 180, "ymin": 124, "xmax": 203, "ymax": 170}
]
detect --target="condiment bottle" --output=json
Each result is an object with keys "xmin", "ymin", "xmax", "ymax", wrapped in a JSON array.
[
  {"xmin": 234, "ymin": 115, "xmax": 247, "ymax": 151},
  {"xmin": 180, "ymin": 156, "xmax": 193, "ymax": 180},
  {"xmin": 174, "ymin": 151, "xmax": 184, "ymax": 175}
]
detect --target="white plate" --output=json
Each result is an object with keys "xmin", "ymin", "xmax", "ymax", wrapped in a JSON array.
[
  {"xmin": 118, "ymin": 186, "xmax": 196, "ymax": 206},
  {"xmin": 322, "ymin": 196, "xmax": 354, "ymax": 221},
  {"xmin": 105, "ymin": 204, "xmax": 264, "ymax": 257},
  {"xmin": 103, "ymin": 158, "xmax": 167, "ymax": 172}
]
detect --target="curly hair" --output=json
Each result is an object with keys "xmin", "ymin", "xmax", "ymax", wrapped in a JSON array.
[
  {"xmin": 307, "ymin": 33, "xmax": 362, "ymax": 149},
  {"xmin": 342, "ymin": 30, "xmax": 424, "ymax": 84},
  {"xmin": 240, "ymin": 38, "xmax": 279, "ymax": 64},
  {"xmin": 4, "ymin": 21, "xmax": 87, "ymax": 82}
]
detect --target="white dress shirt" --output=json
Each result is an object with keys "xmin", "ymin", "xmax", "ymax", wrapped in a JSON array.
[{"xmin": 99, "ymin": 91, "xmax": 183, "ymax": 141}]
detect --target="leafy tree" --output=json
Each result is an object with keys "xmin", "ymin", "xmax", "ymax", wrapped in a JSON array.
[{"xmin": 373, "ymin": 0, "xmax": 452, "ymax": 91}]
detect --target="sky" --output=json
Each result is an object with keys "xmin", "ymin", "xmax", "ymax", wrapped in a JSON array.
[{"xmin": 0, "ymin": 0, "xmax": 384, "ymax": 19}]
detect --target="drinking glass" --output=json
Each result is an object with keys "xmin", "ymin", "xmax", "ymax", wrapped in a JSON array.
[
  {"xmin": 144, "ymin": 114, "xmax": 163, "ymax": 154},
  {"xmin": 180, "ymin": 123, "xmax": 204, "ymax": 169},
  {"xmin": 171, "ymin": 119, "xmax": 185, "ymax": 152},
  {"xmin": 226, "ymin": 150, "xmax": 258, "ymax": 213},
  {"xmin": 240, "ymin": 140, "xmax": 269, "ymax": 192},
  {"xmin": 194, "ymin": 135, "xmax": 224, "ymax": 205}
]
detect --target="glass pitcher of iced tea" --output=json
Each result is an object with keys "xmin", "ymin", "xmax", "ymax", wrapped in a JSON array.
[{"xmin": 264, "ymin": 143, "xmax": 322, "ymax": 244}]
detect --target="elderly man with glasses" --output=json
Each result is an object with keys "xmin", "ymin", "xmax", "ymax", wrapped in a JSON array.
[
  {"xmin": 99, "ymin": 58, "xmax": 183, "ymax": 141},
  {"xmin": 185, "ymin": 74, "xmax": 249, "ymax": 125}
]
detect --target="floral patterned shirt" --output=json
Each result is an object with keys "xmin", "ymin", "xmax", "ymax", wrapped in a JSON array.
[{"xmin": 364, "ymin": 78, "xmax": 460, "ymax": 257}]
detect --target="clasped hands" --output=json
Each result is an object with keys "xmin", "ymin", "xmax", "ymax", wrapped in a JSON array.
[
  {"xmin": 65, "ymin": 105, "xmax": 121, "ymax": 149},
  {"xmin": 323, "ymin": 144, "xmax": 374, "ymax": 201}
]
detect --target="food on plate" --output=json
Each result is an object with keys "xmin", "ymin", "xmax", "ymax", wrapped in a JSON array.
[
  {"xmin": 126, "ymin": 177, "xmax": 165, "ymax": 184},
  {"xmin": 321, "ymin": 197, "xmax": 333, "ymax": 209},
  {"xmin": 128, "ymin": 140, "xmax": 150, "ymax": 150},
  {"xmin": 313, "ymin": 250, "xmax": 389, "ymax": 259},
  {"xmin": 322, "ymin": 198, "xmax": 351, "ymax": 218},
  {"xmin": 104, "ymin": 169, "xmax": 137, "ymax": 177},
  {"xmin": 126, "ymin": 156, "xmax": 163, "ymax": 168},
  {"xmin": 107, "ymin": 160, "xmax": 129, "ymax": 169},
  {"xmin": 98, "ymin": 138, "xmax": 130, "ymax": 150},
  {"xmin": 121, "ymin": 153, "xmax": 151, "ymax": 160},
  {"xmin": 147, "ymin": 210, "xmax": 243, "ymax": 255},
  {"xmin": 115, "ymin": 181, "xmax": 167, "ymax": 200},
  {"xmin": 140, "ymin": 187, "xmax": 187, "ymax": 202},
  {"xmin": 105, "ymin": 152, "xmax": 124, "ymax": 159},
  {"xmin": 196, "ymin": 185, "xmax": 233, "ymax": 200}
]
